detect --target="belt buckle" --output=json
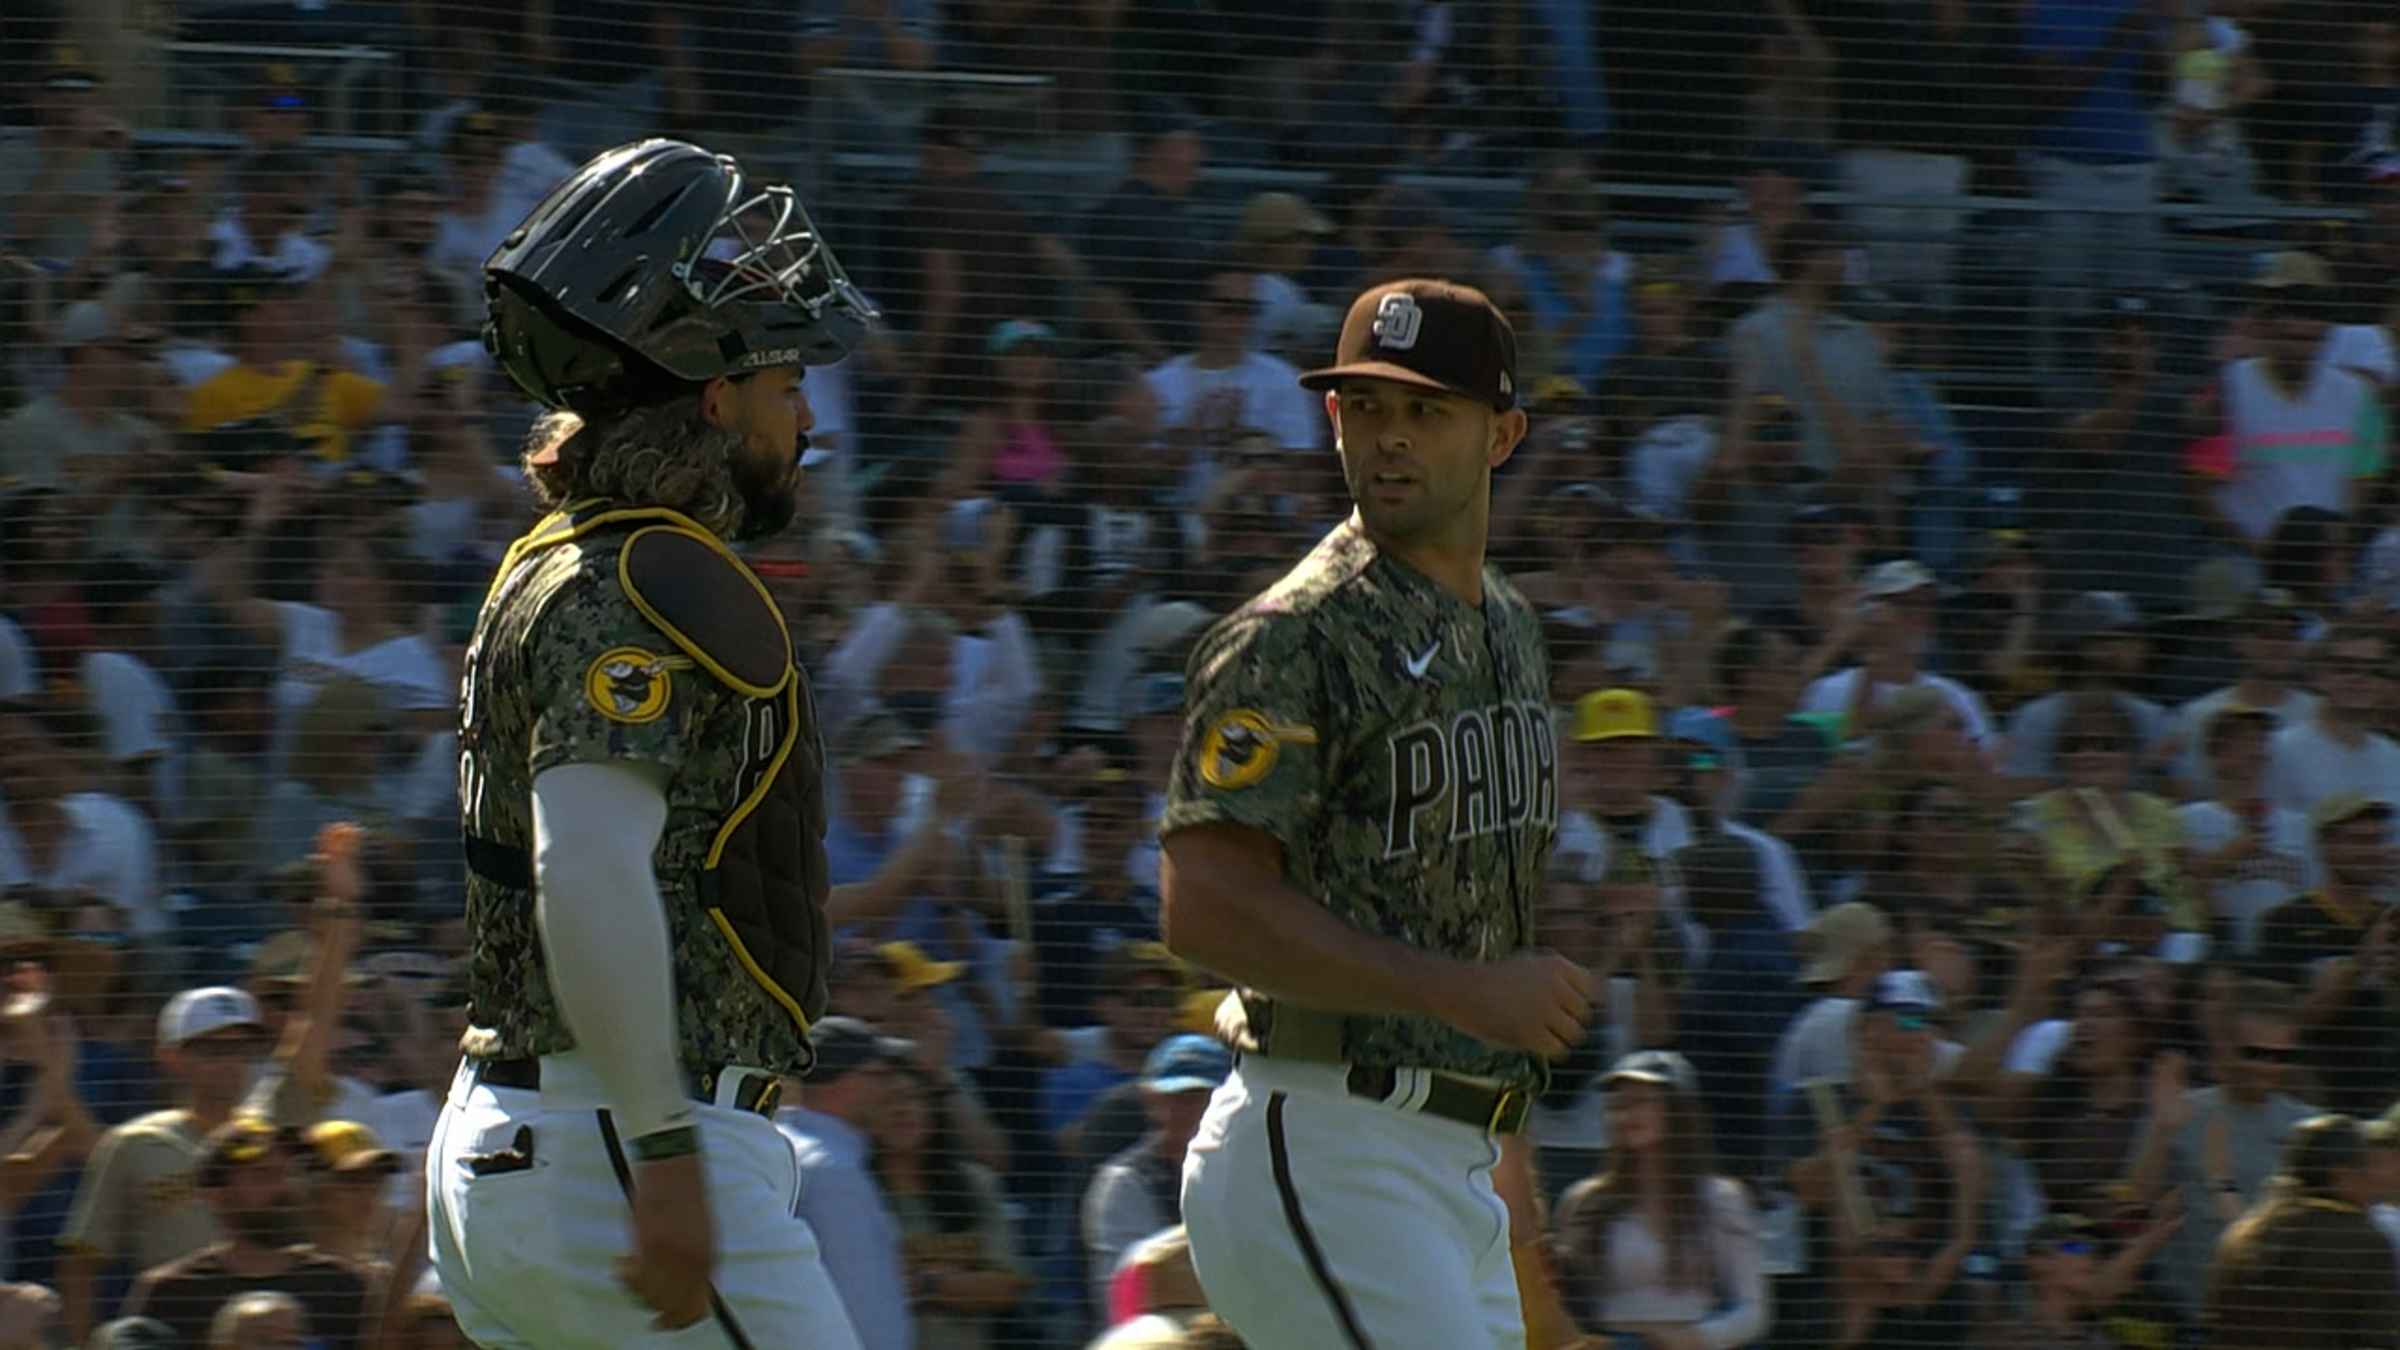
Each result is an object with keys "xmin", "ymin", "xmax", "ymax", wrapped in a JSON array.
[{"xmin": 1488, "ymin": 1086, "xmax": 1530, "ymax": 1136}]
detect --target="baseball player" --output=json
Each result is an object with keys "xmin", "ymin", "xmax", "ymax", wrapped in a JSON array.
[
  {"xmin": 430, "ymin": 139, "xmax": 874, "ymax": 1347},
  {"xmin": 1160, "ymin": 279, "xmax": 1594, "ymax": 1349}
]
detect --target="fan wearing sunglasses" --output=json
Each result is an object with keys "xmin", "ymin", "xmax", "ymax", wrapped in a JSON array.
[{"xmin": 1992, "ymin": 1208, "xmax": 2183, "ymax": 1350}]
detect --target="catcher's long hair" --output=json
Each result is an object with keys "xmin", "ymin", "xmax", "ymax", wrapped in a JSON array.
[{"xmin": 520, "ymin": 391, "xmax": 752, "ymax": 539}]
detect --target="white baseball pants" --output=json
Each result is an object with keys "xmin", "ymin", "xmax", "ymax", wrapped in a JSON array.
[
  {"xmin": 426, "ymin": 1054, "xmax": 864, "ymax": 1350},
  {"xmin": 1180, "ymin": 1055, "xmax": 1526, "ymax": 1349}
]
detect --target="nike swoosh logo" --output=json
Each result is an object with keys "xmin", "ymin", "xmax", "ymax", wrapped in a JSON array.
[{"xmin": 1404, "ymin": 640, "xmax": 1441, "ymax": 679}]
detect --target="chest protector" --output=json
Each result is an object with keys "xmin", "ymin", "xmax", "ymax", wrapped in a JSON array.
[{"xmin": 461, "ymin": 502, "xmax": 829, "ymax": 1072}]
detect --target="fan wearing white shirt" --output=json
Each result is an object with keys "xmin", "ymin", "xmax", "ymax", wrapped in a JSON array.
[
  {"xmin": 195, "ymin": 501, "xmax": 450, "ymax": 785},
  {"xmin": 1798, "ymin": 562, "xmax": 1994, "ymax": 748},
  {"xmin": 2168, "ymin": 588, "xmax": 2318, "ymax": 798},
  {"xmin": 2180, "ymin": 705, "xmax": 2319, "ymax": 956},
  {"xmin": 206, "ymin": 150, "xmax": 333, "ymax": 281},
  {"xmin": 426, "ymin": 111, "xmax": 576, "ymax": 327},
  {"xmin": 2264, "ymin": 623, "xmax": 2400, "ymax": 821},
  {"xmin": 1144, "ymin": 262, "xmax": 1322, "ymax": 507},
  {"xmin": 79, "ymin": 563, "xmax": 179, "ymax": 821},
  {"xmin": 0, "ymin": 705, "xmax": 163, "ymax": 938}
]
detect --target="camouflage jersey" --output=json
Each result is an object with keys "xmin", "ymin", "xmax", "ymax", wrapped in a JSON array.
[
  {"xmin": 1162, "ymin": 514, "xmax": 1558, "ymax": 1089},
  {"xmin": 456, "ymin": 499, "xmax": 832, "ymax": 1076}
]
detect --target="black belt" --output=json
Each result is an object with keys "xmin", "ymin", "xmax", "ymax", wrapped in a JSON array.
[
  {"xmin": 474, "ymin": 1058, "xmax": 783, "ymax": 1118},
  {"xmin": 1344, "ymin": 1063, "xmax": 1532, "ymax": 1137}
]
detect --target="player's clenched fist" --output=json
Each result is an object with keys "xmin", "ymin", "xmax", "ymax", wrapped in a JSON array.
[
  {"xmin": 1434, "ymin": 951, "xmax": 1596, "ymax": 1058},
  {"xmin": 617, "ymin": 1152, "xmax": 717, "ymax": 1330}
]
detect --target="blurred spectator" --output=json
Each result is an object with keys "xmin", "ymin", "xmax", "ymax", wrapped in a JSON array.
[
  {"xmin": 2051, "ymin": 291, "xmax": 2209, "ymax": 615},
  {"xmin": 255, "ymin": 679, "xmax": 390, "ymax": 874},
  {"xmin": 1797, "ymin": 561, "xmax": 1995, "ymax": 746},
  {"xmin": 893, "ymin": 104, "xmax": 1075, "ymax": 421},
  {"xmin": 1689, "ymin": 395, "xmax": 1817, "ymax": 616},
  {"xmin": 175, "ymin": 271, "xmax": 391, "ymax": 463},
  {"xmin": 1229, "ymin": 193, "xmax": 1335, "ymax": 354},
  {"xmin": 78, "ymin": 562, "xmax": 176, "ymax": 820},
  {"xmin": 1036, "ymin": 941, "xmax": 1182, "ymax": 1161},
  {"xmin": 2021, "ymin": 0, "xmax": 2174, "ymax": 392},
  {"xmin": 2022, "ymin": 692, "xmax": 2204, "ymax": 950},
  {"xmin": 962, "ymin": 322, "xmax": 1072, "ymax": 494},
  {"xmin": 2203, "ymin": 1113, "xmax": 2400, "ymax": 1347},
  {"xmin": 1557, "ymin": 690, "xmax": 1701, "ymax": 968},
  {"xmin": 1081, "ymin": 101, "xmax": 1209, "ymax": 365},
  {"xmin": 1486, "ymin": 157, "xmax": 1633, "ymax": 390},
  {"xmin": 1776, "ymin": 968, "xmax": 1984, "ymax": 1350},
  {"xmin": 294, "ymin": 1121, "xmax": 397, "ymax": 1271},
  {"xmin": 781, "ymin": 1017, "xmax": 916, "ymax": 1350},
  {"xmin": 2179, "ymin": 705, "xmax": 2317, "ymax": 957},
  {"xmin": 0, "ymin": 47, "xmax": 126, "ymax": 269},
  {"xmin": 2192, "ymin": 255, "xmax": 2387, "ymax": 552},
  {"xmin": 1857, "ymin": 293, "xmax": 1973, "ymax": 578},
  {"xmin": 2253, "ymin": 794, "xmax": 2399, "ymax": 1120},
  {"xmin": 819, "ymin": 559, "xmax": 1043, "ymax": 762},
  {"xmin": 205, "ymin": 154, "xmax": 328, "ymax": 283},
  {"xmin": 1723, "ymin": 219, "xmax": 1901, "ymax": 533},
  {"xmin": 205, "ymin": 1288, "xmax": 306, "ymax": 1350},
  {"xmin": 525, "ymin": 1, "xmax": 678, "ymax": 163},
  {"xmin": 423, "ymin": 110, "xmax": 574, "ymax": 327},
  {"xmin": 1030, "ymin": 773, "xmax": 1165, "ymax": 1030},
  {"xmin": 1705, "ymin": 151, "xmax": 1810, "ymax": 290},
  {"xmin": 878, "ymin": 1064, "xmax": 1028, "ymax": 1349},
  {"xmin": 2003, "ymin": 592, "xmax": 2170, "ymax": 786},
  {"xmin": 2126, "ymin": 978, "xmax": 2316, "ymax": 1320},
  {"xmin": 1553, "ymin": 1051, "xmax": 1768, "ymax": 1347},
  {"xmin": 1713, "ymin": 621, "xmax": 1843, "ymax": 841},
  {"xmin": 0, "ymin": 300, "xmax": 163, "ymax": 496},
  {"xmin": 1354, "ymin": 183, "xmax": 1472, "ymax": 288},
  {"xmin": 1145, "ymin": 260, "xmax": 1319, "ymax": 502},
  {"xmin": 123, "ymin": 1116, "xmax": 369, "ymax": 1349},
  {"xmin": 1674, "ymin": 837, "xmax": 1801, "ymax": 1180},
  {"xmin": 1080, "ymin": 1035, "xmax": 1227, "ymax": 1316},
  {"xmin": 798, "ymin": 0, "xmax": 937, "ymax": 73},
  {"xmin": 2264, "ymin": 623, "xmax": 2400, "ymax": 818},
  {"xmin": 2170, "ymin": 589, "xmax": 2317, "ymax": 798},
  {"xmin": 0, "ymin": 703, "xmax": 160, "ymax": 939},
  {"xmin": 2294, "ymin": 16, "xmax": 2399, "ymax": 207},
  {"xmin": 2158, "ymin": 8, "xmax": 2269, "ymax": 206},
  {"xmin": 1992, "ymin": 1208, "xmax": 2185, "ymax": 1350},
  {"xmin": 58, "ymin": 988, "xmax": 260, "ymax": 1344},
  {"xmin": 234, "ymin": 65, "xmax": 313, "ymax": 158}
]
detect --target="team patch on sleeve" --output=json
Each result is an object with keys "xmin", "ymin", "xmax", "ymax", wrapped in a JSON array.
[
  {"xmin": 582, "ymin": 646, "xmax": 693, "ymax": 725},
  {"xmin": 1197, "ymin": 708, "xmax": 1319, "ymax": 791}
]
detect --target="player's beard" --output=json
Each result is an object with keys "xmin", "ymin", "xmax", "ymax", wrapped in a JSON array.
[{"xmin": 729, "ymin": 435, "xmax": 801, "ymax": 543}]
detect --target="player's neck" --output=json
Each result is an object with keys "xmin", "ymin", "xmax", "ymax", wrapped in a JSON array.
[{"xmin": 1366, "ymin": 514, "xmax": 1487, "ymax": 608}]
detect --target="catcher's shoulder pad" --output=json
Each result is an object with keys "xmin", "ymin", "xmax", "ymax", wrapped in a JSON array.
[{"xmin": 618, "ymin": 523, "xmax": 791, "ymax": 698}]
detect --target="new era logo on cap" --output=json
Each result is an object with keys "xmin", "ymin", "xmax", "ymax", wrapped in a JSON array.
[{"xmin": 1301, "ymin": 278, "xmax": 1519, "ymax": 411}]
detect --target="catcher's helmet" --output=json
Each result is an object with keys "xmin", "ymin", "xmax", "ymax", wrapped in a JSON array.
[{"xmin": 483, "ymin": 139, "xmax": 874, "ymax": 413}]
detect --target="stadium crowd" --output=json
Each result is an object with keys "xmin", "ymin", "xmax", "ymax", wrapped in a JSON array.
[{"xmin": 0, "ymin": 1, "xmax": 2398, "ymax": 1348}]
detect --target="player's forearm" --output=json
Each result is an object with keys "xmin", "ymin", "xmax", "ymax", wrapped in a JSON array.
[
  {"xmin": 531, "ymin": 762, "xmax": 694, "ymax": 1143},
  {"xmin": 1159, "ymin": 852, "xmax": 1468, "ymax": 1022}
]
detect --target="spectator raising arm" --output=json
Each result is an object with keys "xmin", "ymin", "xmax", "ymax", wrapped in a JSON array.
[
  {"xmin": 0, "ymin": 972, "xmax": 97, "ymax": 1216},
  {"xmin": 243, "ymin": 824, "xmax": 368, "ymax": 1128}
]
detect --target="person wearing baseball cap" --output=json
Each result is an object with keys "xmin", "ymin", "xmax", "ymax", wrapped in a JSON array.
[
  {"xmin": 299, "ymin": 1120, "xmax": 401, "ymax": 1264},
  {"xmin": 1085, "ymin": 1036, "xmax": 1236, "ymax": 1306},
  {"xmin": 55, "ymin": 985, "xmax": 273, "ymax": 1332}
]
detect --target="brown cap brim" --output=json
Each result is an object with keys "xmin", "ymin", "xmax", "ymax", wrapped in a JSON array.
[{"xmin": 1298, "ymin": 360, "xmax": 1482, "ymax": 405}]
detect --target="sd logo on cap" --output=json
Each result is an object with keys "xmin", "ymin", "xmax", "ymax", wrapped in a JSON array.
[{"xmin": 1300, "ymin": 278, "xmax": 1519, "ymax": 411}]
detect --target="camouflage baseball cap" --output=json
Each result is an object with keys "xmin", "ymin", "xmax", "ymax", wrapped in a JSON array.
[{"xmin": 1299, "ymin": 279, "xmax": 1518, "ymax": 410}]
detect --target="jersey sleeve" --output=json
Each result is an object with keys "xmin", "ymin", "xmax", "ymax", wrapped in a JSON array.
[
  {"xmin": 526, "ymin": 571, "xmax": 724, "ymax": 781},
  {"xmin": 1159, "ymin": 611, "xmax": 1329, "ymax": 854}
]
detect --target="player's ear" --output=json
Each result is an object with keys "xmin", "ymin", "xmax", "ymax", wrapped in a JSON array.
[
  {"xmin": 1486, "ymin": 407, "xmax": 1529, "ymax": 472},
  {"xmin": 1322, "ymin": 388, "xmax": 1341, "ymax": 435},
  {"xmin": 698, "ymin": 375, "xmax": 739, "ymax": 431}
]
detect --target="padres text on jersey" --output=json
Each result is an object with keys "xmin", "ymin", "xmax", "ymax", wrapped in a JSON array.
[{"xmin": 1163, "ymin": 515, "xmax": 1557, "ymax": 1088}]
